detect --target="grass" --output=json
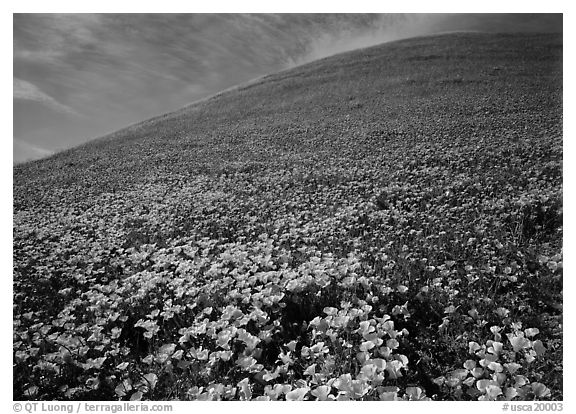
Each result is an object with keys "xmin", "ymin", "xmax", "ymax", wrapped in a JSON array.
[{"xmin": 13, "ymin": 32, "xmax": 562, "ymax": 401}]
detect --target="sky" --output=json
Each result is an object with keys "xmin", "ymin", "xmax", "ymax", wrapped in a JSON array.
[{"xmin": 13, "ymin": 13, "xmax": 563, "ymax": 164}]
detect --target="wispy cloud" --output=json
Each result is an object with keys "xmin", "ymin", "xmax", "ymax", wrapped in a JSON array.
[
  {"xmin": 284, "ymin": 14, "xmax": 441, "ymax": 66},
  {"xmin": 13, "ymin": 78, "xmax": 79, "ymax": 116},
  {"xmin": 13, "ymin": 14, "xmax": 103, "ymax": 62},
  {"xmin": 13, "ymin": 138, "xmax": 53, "ymax": 164}
]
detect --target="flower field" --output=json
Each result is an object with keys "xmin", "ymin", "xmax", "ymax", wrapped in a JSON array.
[{"xmin": 13, "ymin": 32, "xmax": 562, "ymax": 401}]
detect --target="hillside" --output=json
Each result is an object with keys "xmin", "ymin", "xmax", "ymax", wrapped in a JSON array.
[{"xmin": 13, "ymin": 32, "xmax": 562, "ymax": 401}]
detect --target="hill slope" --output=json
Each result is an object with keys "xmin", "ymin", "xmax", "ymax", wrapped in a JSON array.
[{"xmin": 14, "ymin": 33, "xmax": 562, "ymax": 401}]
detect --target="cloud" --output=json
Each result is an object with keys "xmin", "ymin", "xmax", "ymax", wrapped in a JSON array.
[
  {"xmin": 13, "ymin": 138, "xmax": 53, "ymax": 164},
  {"xmin": 13, "ymin": 14, "xmax": 103, "ymax": 62},
  {"xmin": 284, "ymin": 14, "xmax": 439, "ymax": 66},
  {"xmin": 13, "ymin": 78, "xmax": 78, "ymax": 116}
]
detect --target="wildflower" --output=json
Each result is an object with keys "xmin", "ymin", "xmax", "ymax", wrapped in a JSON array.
[{"xmin": 286, "ymin": 387, "xmax": 310, "ymax": 401}]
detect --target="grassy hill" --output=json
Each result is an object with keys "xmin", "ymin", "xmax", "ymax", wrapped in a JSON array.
[{"xmin": 13, "ymin": 32, "xmax": 562, "ymax": 401}]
